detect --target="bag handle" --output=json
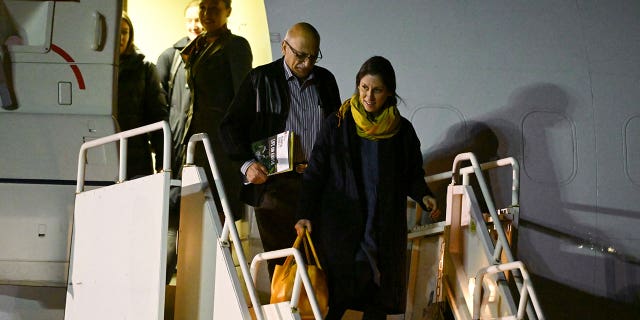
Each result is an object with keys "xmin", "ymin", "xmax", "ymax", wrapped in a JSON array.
[
  {"xmin": 281, "ymin": 228, "xmax": 323, "ymax": 272},
  {"xmin": 303, "ymin": 228, "xmax": 323, "ymax": 270}
]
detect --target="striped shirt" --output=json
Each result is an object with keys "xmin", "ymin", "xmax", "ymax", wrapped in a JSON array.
[
  {"xmin": 240, "ymin": 60, "xmax": 322, "ymax": 175},
  {"xmin": 282, "ymin": 60, "xmax": 322, "ymax": 163}
]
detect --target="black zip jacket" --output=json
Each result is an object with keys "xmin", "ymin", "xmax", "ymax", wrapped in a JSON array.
[{"xmin": 219, "ymin": 57, "xmax": 341, "ymax": 205}]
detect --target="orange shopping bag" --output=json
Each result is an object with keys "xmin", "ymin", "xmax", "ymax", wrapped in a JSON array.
[{"xmin": 270, "ymin": 229, "xmax": 328, "ymax": 319}]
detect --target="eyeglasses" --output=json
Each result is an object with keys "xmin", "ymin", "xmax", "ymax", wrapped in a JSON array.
[{"xmin": 284, "ymin": 40, "xmax": 322, "ymax": 63}]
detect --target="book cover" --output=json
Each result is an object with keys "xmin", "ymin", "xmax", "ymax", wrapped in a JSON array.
[{"xmin": 251, "ymin": 130, "xmax": 294, "ymax": 175}]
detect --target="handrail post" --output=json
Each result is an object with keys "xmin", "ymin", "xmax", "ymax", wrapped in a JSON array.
[
  {"xmin": 118, "ymin": 137, "xmax": 127, "ymax": 183},
  {"xmin": 184, "ymin": 133, "xmax": 266, "ymax": 320},
  {"xmin": 75, "ymin": 121, "xmax": 172, "ymax": 193},
  {"xmin": 451, "ymin": 152, "xmax": 515, "ymax": 264},
  {"xmin": 450, "ymin": 152, "xmax": 540, "ymax": 319},
  {"xmin": 250, "ymin": 248, "xmax": 323, "ymax": 320},
  {"xmin": 472, "ymin": 261, "xmax": 544, "ymax": 320}
]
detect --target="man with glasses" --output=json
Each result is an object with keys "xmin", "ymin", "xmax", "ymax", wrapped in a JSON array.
[{"xmin": 219, "ymin": 22, "xmax": 341, "ymax": 277}]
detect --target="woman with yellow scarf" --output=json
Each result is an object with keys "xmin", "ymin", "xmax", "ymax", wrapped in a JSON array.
[{"xmin": 295, "ymin": 56, "xmax": 439, "ymax": 319}]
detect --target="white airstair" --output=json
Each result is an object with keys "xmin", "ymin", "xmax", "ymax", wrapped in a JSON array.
[
  {"xmin": 406, "ymin": 153, "xmax": 545, "ymax": 320},
  {"xmin": 64, "ymin": 120, "xmax": 544, "ymax": 320},
  {"xmin": 64, "ymin": 121, "xmax": 322, "ymax": 320}
]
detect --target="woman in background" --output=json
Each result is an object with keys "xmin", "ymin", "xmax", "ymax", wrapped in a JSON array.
[
  {"xmin": 117, "ymin": 13, "xmax": 168, "ymax": 179},
  {"xmin": 295, "ymin": 56, "xmax": 440, "ymax": 320},
  {"xmin": 180, "ymin": 0, "xmax": 252, "ymax": 220}
]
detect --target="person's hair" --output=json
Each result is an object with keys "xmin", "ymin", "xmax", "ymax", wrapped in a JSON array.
[
  {"xmin": 120, "ymin": 12, "xmax": 136, "ymax": 56},
  {"xmin": 185, "ymin": 0, "xmax": 200, "ymax": 13},
  {"xmin": 199, "ymin": 0, "xmax": 231, "ymax": 9},
  {"xmin": 355, "ymin": 56, "xmax": 401, "ymax": 107}
]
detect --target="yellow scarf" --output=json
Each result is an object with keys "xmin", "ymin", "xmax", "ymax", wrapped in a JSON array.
[{"xmin": 338, "ymin": 94, "xmax": 401, "ymax": 140}]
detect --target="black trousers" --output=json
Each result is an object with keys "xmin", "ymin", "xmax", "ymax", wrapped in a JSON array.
[
  {"xmin": 253, "ymin": 172, "xmax": 303, "ymax": 278},
  {"xmin": 325, "ymin": 261, "xmax": 387, "ymax": 320}
]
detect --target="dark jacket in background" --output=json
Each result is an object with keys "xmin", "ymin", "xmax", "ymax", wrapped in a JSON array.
[
  {"xmin": 218, "ymin": 57, "xmax": 342, "ymax": 206},
  {"xmin": 297, "ymin": 109, "xmax": 433, "ymax": 313},
  {"xmin": 156, "ymin": 36, "xmax": 191, "ymax": 173},
  {"xmin": 183, "ymin": 29, "xmax": 252, "ymax": 219},
  {"xmin": 116, "ymin": 51, "xmax": 169, "ymax": 179}
]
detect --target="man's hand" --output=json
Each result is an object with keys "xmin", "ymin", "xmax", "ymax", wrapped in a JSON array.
[{"xmin": 246, "ymin": 162, "xmax": 269, "ymax": 184}]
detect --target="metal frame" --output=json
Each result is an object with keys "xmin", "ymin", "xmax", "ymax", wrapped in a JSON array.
[
  {"xmin": 473, "ymin": 261, "xmax": 544, "ymax": 320},
  {"xmin": 76, "ymin": 120, "xmax": 171, "ymax": 192},
  {"xmin": 448, "ymin": 152, "xmax": 543, "ymax": 320},
  {"xmin": 185, "ymin": 133, "xmax": 322, "ymax": 320},
  {"xmin": 250, "ymin": 248, "xmax": 324, "ymax": 320}
]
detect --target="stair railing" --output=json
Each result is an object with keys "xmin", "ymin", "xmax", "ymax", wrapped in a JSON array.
[
  {"xmin": 76, "ymin": 120, "xmax": 171, "ymax": 192},
  {"xmin": 185, "ymin": 133, "xmax": 264, "ymax": 320},
  {"xmin": 449, "ymin": 152, "xmax": 543, "ymax": 320},
  {"xmin": 473, "ymin": 261, "xmax": 543, "ymax": 320}
]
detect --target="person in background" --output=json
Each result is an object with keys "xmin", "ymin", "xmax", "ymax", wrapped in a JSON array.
[
  {"xmin": 218, "ymin": 22, "xmax": 341, "ymax": 277},
  {"xmin": 180, "ymin": 0, "xmax": 252, "ymax": 221},
  {"xmin": 156, "ymin": 0, "xmax": 203, "ymax": 284},
  {"xmin": 294, "ymin": 56, "xmax": 440, "ymax": 320},
  {"xmin": 117, "ymin": 12, "xmax": 168, "ymax": 180},
  {"xmin": 0, "ymin": 1, "xmax": 19, "ymax": 110},
  {"xmin": 157, "ymin": 0, "xmax": 202, "ymax": 174}
]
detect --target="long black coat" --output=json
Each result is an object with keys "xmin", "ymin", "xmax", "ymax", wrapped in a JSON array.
[
  {"xmin": 298, "ymin": 109, "xmax": 433, "ymax": 313},
  {"xmin": 116, "ymin": 52, "xmax": 168, "ymax": 179},
  {"xmin": 156, "ymin": 36, "xmax": 191, "ymax": 173},
  {"xmin": 183, "ymin": 30, "xmax": 252, "ymax": 218}
]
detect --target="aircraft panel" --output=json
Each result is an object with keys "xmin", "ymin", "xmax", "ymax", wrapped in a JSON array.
[
  {"xmin": 577, "ymin": 0, "xmax": 640, "ymax": 77},
  {"xmin": 264, "ymin": 0, "xmax": 638, "ymax": 310}
]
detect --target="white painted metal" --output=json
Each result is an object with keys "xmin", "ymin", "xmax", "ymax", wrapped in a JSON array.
[
  {"xmin": 177, "ymin": 133, "xmax": 321, "ymax": 320},
  {"xmin": 406, "ymin": 156, "xmax": 525, "ymax": 320},
  {"xmin": 426, "ymin": 156, "xmax": 520, "ymax": 208},
  {"xmin": 449, "ymin": 153, "xmax": 541, "ymax": 320},
  {"xmin": 250, "ymin": 248, "xmax": 323, "ymax": 320},
  {"xmin": 64, "ymin": 172, "xmax": 170, "ymax": 320},
  {"xmin": 451, "ymin": 153, "xmax": 515, "ymax": 265},
  {"xmin": 65, "ymin": 120, "xmax": 172, "ymax": 319},
  {"xmin": 181, "ymin": 133, "xmax": 262, "ymax": 319},
  {"xmin": 473, "ymin": 261, "xmax": 544, "ymax": 320},
  {"xmin": 173, "ymin": 165, "xmax": 251, "ymax": 320},
  {"xmin": 1, "ymin": 0, "xmax": 122, "ymax": 292},
  {"xmin": 76, "ymin": 121, "xmax": 171, "ymax": 190}
]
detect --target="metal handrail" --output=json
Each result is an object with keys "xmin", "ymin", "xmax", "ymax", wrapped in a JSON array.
[
  {"xmin": 473, "ymin": 261, "xmax": 544, "ymax": 320},
  {"xmin": 250, "ymin": 248, "xmax": 323, "ymax": 320},
  {"xmin": 451, "ymin": 153, "xmax": 515, "ymax": 266},
  {"xmin": 76, "ymin": 120, "xmax": 171, "ymax": 193},
  {"xmin": 425, "ymin": 156, "xmax": 520, "ymax": 208},
  {"xmin": 449, "ymin": 152, "xmax": 542, "ymax": 320},
  {"xmin": 184, "ymin": 133, "xmax": 265, "ymax": 320}
]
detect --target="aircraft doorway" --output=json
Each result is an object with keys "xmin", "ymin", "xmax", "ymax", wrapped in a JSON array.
[{"xmin": 126, "ymin": 0, "xmax": 272, "ymax": 67}]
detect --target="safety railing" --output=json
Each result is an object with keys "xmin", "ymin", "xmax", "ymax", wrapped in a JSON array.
[
  {"xmin": 410, "ymin": 156, "xmax": 520, "ymax": 236},
  {"xmin": 473, "ymin": 261, "xmax": 543, "ymax": 320},
  {"xmin": 448, "ymin": 152, "xmax": 543, "ymax": 320},
  {"xmin": 250, "ymin": 248, "xmax": 324, "ymax": 320},
  {"xmin": 425, "ymin": 156, "xmax": 519, "ymax": 208},
  {"xmin": 450, "ymin": 153, "xmax": 516, "ymax": 269},
  {"xmin": 184, "ymin": 133, "xmax": 266, "ymax": 319},
  {"xmin": 76, "ymin": 120, "xmax": 171, "ymax": 193},
  {"xmin": 186, "ymin": 133, "xmax": 322, "ymax": 320}
]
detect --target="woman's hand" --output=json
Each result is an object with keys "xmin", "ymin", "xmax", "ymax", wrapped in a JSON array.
[
  {"xmin": 295, "ymin": 219, "xmax": 312, "ymax": 237},
  {"xmin": 423, "ymin": 195, "xmax": 442, "ymax": 222},
  {"xmin": 245, "ymin": 162, "xmax": 269, "ymax": 184}
]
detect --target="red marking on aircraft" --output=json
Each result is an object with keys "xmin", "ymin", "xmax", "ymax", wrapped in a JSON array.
[{"xmin": 50, "ymin": 44, "xmax": 86, "ymax": 90}]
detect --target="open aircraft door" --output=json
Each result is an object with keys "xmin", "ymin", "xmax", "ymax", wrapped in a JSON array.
[{"xmin": 0, "ymin": 0, "xmax": 122, "ymax": 286}]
